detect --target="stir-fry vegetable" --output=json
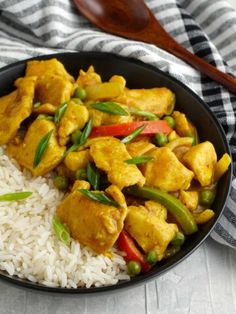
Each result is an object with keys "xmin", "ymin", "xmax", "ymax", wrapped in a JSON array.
[
  {"xmin": 75, "ymin": 168, "xmax": 87, "ymax": 180},
  {"xmin": 146, "ymin": 250, "xmax": 158, "ymax": 265},
  {"xmin": 199, "ymin": 189, "xmax": 216, "ymax": 206},
  {"xmin": 164, "ymin": 116, "xmax": 176, "ymax": 128},
  {"xmin": 127, "ymin": 108, "xmax": 158, "ymax": 120},
  {"xmin": 124, "ymin": 186, "xmax": 198, "ymax": 235},
  {"xmin": 33, "ymin": 129, "xmax": 53, "ymax": 168},
  {"xmin": 0, "ymin": 192, "xmax": 32, "ymax": 201},
  {"xmin": 54, "ymin": 102, "xmax": 68, "ymax": 124},
  {"xmin": 90, "ymin": 120, "xmax": 172, "ymax": 138},
  {"xmin": 78, "ymin": 189, "xmax": 120, "ymax": 207},
  {"xmin": 117, "ymin": 230, "xmax": 150, "ymax": 272},
  {"xmin": 33, "ymin": 101, "xmax": 41, "ymax": 109},
  {"xmin": 53, "ymin": 175, "xmax": 69, "ymax": 191},
  {"xmin": 86, "ymin": 162, "xmax": 100, "ymax": 190},
  {"xmin": 74, "ymin": 87, "xmax": 87, "ymax": 100},
  {"xmin": 127, "ymin": 261, "xmax": 141, "ymax": 276},
  {"xmin": 171, "ymin": 231, "xmax": 185, "ymax": 247},
  {"xmin": 52, "ymin": 215, "xmax": 71, "ymax": 246},
  {"xmin": 154, "ymin": 133, "xmax": 168, "ymax": 147},
  {"xmin": 66, "ymin": 119, "xmax": 92, "ymax": 154},
  {"xmin": 125, "ymin": 156, "xmax": 154, "ymax": 164},
  {"xmin": 90, "ymin": 102, "xmax": 128, "ymax": 116},
  {"xmin": 121, "ymin": 125, "xmax": 146, "ymax": 144}
]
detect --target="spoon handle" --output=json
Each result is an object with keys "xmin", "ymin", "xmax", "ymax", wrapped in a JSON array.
[{"xmin": 159, "ymin": 40, "xmax": 236, "ymax": 93}]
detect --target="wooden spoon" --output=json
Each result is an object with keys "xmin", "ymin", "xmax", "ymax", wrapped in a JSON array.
[{"xmin": 73, "ymin": 0, "xmax": 236, "ymax": 93}]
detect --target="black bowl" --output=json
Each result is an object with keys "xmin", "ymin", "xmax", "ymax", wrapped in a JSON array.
[{"xmin": 0, "ymin": 52, "xmax": 232, "ymax": 294}]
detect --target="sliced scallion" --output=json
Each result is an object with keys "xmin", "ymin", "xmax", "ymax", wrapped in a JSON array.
[
  {"xmin": 78, "ymin": 189, "xmax": 120, "ymax": 207},
  {"xmin": 33, "ymin": 129, "xmax": 53, "ymax": 168},
  {"xmin": 87, "ymin": 162, "xmax": 100, "ymax": 190},
  {"xmin": 66, "ymin": 119, "xmax": 93, "ymax": 154},
  {"xmin": 90, "ymin": 102, "xmax": 128, "ymax": 116},
  {"xmin": 33, "ymin": 101, "xmax": 41, "ymax": 109},
  {"xmin": 54, "ymin": 102, "xmax": 68, "ymax": 124},
  {"xmin": 0, "ymin": 192, "xmax": 32, "ymax": 202},
  {"xmin": 121, "ymin": 125, "xmax": 146, "ymax": 144},
  {"xmin": 128, "ymin": 108, "xmax": 157, "ymax": 120},
  {"xmin": 125, "ymin": 156, "xmax": 154, "ymax": 164},
  {"xmin": 52, "ymin": 215, "xmax": 71, "ymax": 246}
]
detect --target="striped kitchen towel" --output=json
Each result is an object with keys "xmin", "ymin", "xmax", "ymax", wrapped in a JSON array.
[{"xmin": 0, "ymin": 0, "xmax": 235, "ymax": 248}]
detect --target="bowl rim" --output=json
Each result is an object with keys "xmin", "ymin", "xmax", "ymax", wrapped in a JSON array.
[{"xmin": 0, "ymin": 51, "xmax": 232, "ymax": 294}]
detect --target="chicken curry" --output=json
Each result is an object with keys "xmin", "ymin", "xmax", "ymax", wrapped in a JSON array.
[{"xmin": 0, "ymin": 58, "xmax": 231, "ymax": 276}]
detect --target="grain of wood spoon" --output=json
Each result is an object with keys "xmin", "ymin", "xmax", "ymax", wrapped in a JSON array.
[{"xmin": 73, "ymin": 0, "xmax": 236, "ymax": 93}]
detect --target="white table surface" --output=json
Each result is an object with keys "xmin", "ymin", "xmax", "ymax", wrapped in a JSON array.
[{"xmin": 1, "ymin": 1, "xmax": 236, "ymax": 313}]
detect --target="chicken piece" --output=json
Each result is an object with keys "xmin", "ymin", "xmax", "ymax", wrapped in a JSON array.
[
  {"xmin": 85, "ymin": 82, "xmax": 124, "ymax": 100},
  {"xmin": 58, "ymin": 101, "xmax": 89, "ymax": 145},
  {"xmin": 143, "ymin": 147, "xmax": 194, "ymax": 191},
  {"xmin": 126, "ymin": 140, "xmax": 155, "ymax": 157},
  {"xmin": 7, "ymin": 119, "xmax": 65, "ymax": 176},
  {"xmin": 114, "ymin": 87, "xmax": 175, "ymax": 116},
  {"xmin": 89, "ymin": 137, "xmax": 145, "ymax": 189},
  {"xmin": 64, "ymin": 149, "xmax": 91, "ymax": 171},
  {"xmin": 26, "ymin": 58, "xmax": 74, "ymax": 82},
  {"xmin": 179, "ymin": 190, "xmax": 199, "ymax": 211},
  {"xmin": 71, "ymin": 180, "xmax": 90, "ymax": 191},
  {"xmin": 33, "ymin": 103, "xmax": 56, "ymax": 115},
  {"xmin": 172, "ymin": 111, "xmax": 193, "ymax": 137},
  {"xmin": 125, "ymin": 201, "xmax": 178, "ymax": 261},
  {"xmin": 56, "ymin": 185, "xmax": 128, "ymax": 253},
  {"xmin": 0, "ymin": 76, "xmax": 37, "ymax": 144},
  {"xmin": 88, "ymin": 107, "xmax": 132, "ymax": 126},
  {"xmin": 76, "ymin": 65, "xmax": 102, "ymax": 87},
  {"xmin": 182, "ymin": 141, "xmax": 217, "ymax": 186},
  {"xmin": 109, "ymin": 75, "xmax": 126, "ymax": 89},
  {"xmin": 35, "ymin": 75, "xmax": 74, "ymax": 110}
]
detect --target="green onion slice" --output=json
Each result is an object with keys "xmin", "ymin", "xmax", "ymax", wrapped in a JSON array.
[
  {"xmin": 33, "ymin": 101, "xmax": 41, "ymax": 109},
  {"xmin": 33, "ymin": 129, "xmax": 53, "ymax": 168},
  {"xmin": 87, "ymin": 162, "xmax": 100, "ymax": 190},
  {"xmin": 0, "ymin": 192, "xmax": 32, "ymax": 202},
  {"xmin": 52, "ymin": 215, "xmax": 71, "ymax": 246},
  {"xmin": 121, "ymin": 125, "xmax": 146, "ymax": 144},
  {"xmin": 90, "ymin": 102, "xmax": 128, "ymax": 116},
  {"xmin": 125, "ymin": 156, "xmax": 154, "ymax": 164},
  {"xmin": 36, "ymin": 114, "xmax": 54, "ymax": 121},
  {"xmin": 78, "ymin": 189, "xmax": 120, "ymax": 207},
  {"xmin": 66, "ymin": 119, "xmax": 93, "ymax": 154},
  {"xmin": 54, "ymin": 102, "xmax": 68, "ymax": 124},
  {"xmin": 128, "ymin": 108, "xmax": 157, "ymax": 120}
]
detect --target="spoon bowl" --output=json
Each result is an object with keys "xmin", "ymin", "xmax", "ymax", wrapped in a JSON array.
[{"xmin": 74, "ymin": 0, "xmax": 236, "ymax": 93}]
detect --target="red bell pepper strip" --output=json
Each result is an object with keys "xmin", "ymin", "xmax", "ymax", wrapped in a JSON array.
[
  {"xmin": 90, "ymin": 120, "xmax": 172, "ymax": 138},
  {"xmin": 117, "ymin": 230, "xmax": 151, "ymax": 272}
]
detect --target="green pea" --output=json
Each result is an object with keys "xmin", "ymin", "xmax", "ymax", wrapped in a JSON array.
[
  {"xmin": 154, "ymin": 133, "xmax": 168, "ymax": 147},
  {"xmin": 75, "ymin": 168, "xmax": 87, "ymax": 180},
  {"xmin": 164, "ymin": 116, "xmax": 176, "ymax": 128},
  {"xmin": 146, "ymin": 250, "xmax": 158, "ymax": 265},
  {"xmin": 199, "ymin": 189, "xmax": 215, "ymax": 206},
  {"xmin": 74, "ymin": 87, "xmax": 87, "ymax": 100},
  {"xmin": 127, "ymin": 261, "xmax": 141, "ymax": 276},
  {"xmin": 71, "ymin": 98, "xmax": 83, "ymax": 105},
  {"xmin": 71, "ymin": 130, "xmax": 82, "ymax": 144},
  {"xmin": 171, "ymin": 231, "xmax": 185, "ymax": 247},
  {"xmin": 53, "ymin": 175, "xmax": 69, "ymax": 190}
]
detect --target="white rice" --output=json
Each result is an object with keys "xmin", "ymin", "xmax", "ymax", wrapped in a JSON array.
[{"xmin": 0, "ymin": 147, "xmax": 130, "ymax": 288}]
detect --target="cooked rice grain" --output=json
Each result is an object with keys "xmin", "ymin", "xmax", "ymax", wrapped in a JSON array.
[{"xmin": 0, "ymin": 150, "xmax": 129, "ymax": 288}]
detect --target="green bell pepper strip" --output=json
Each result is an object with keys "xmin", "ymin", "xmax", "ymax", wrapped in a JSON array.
[{"xmin": 124, "ymin": 186, "xmax": 198, "ymax": 235}]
